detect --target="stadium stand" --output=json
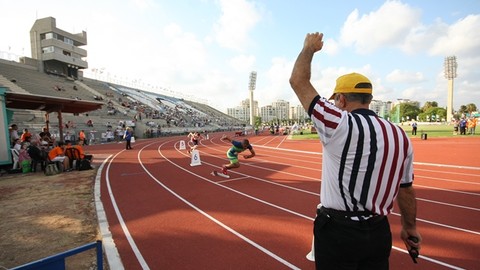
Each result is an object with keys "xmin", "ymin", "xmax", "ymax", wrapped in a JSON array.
[{"xmin": 1, "ymin": 59, "xmax": 246, "ymax": 143}]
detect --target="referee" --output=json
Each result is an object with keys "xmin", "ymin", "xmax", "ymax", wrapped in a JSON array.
[{"xmin": 290, "ymin": 32, "xmax": 422, "ymax": 269}]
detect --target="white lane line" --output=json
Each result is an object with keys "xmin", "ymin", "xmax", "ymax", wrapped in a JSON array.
[
  {"xmin": 95, "ymin": 155, "xmax": 125, "ymax": 270},
  {"xmin": 140, "ymin": 141, "xmax": 301, "ymax": 269},
  {"xmin": 106, "ymin": 150, "xmax": 151, "ymax": 270},
  {"xmin": 392, "ymin": 247, "xmax": 465, "ymax": 270},
  {"xmin": 417, "ymin": 198, "xmax": 480, "ymax": 212},
  {"xmin": 169, "ymin": 140, "xmax": 474, "ymax": 269}
]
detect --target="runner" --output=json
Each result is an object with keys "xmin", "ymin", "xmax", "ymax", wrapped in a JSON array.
[
  {"xmin": 187, "ymin": 132, "xmax": 203, "ymax": 154},
  {"xmin": 212, "ymin": 134, "xmax": 255, "ymax": 177}
]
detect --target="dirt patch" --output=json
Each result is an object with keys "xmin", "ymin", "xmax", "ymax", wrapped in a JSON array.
[{"xmin": 0, "ymin": 169, "xmax": 106, "ymax": 269}]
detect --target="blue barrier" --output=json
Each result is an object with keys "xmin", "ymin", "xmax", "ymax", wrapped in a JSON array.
[{"xmin": 11, "ymin": 240, "xmax": 103, "ymax": 270}]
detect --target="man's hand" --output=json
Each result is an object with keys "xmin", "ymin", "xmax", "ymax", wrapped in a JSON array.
[
  {"xmin": 290, "ymin": 32, "xmax": 324, "ymax": 111},
  {"xmin": 304, "ymin": 32, "xmax": 324, "ymax": 54}
]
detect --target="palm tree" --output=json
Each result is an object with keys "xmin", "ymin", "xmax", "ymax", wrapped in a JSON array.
[{"xmin": 465, "ymin": 103, "xmax": 477, "ymax": 116}]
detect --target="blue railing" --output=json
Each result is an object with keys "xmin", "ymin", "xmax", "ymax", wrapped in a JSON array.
[{"xmin": 10, "ymin": 240, "xmax": 103, "ymax": 270}]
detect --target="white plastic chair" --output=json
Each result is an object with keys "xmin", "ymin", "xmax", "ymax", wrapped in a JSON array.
[{"xmin": 10, "ymin": 148, "xmax": 19, "ymax": 169}]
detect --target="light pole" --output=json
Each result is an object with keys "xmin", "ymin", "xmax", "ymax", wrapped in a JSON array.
[
  {"xmin": 249, "ymin": 71, "xmax": 257, "ymax": 126},
  {"xmin": 444, "ymin": 56, "xmax": 457, "ymax": 122}
]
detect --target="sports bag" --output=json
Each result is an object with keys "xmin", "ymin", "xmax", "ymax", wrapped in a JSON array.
[{"xmin": 78, "ymin": 159, "xmax": 92, "ymax": 171}]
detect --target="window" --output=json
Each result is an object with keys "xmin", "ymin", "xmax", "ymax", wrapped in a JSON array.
[
  {"xmin": 45, "ymin": 33, "xmax": 57, "ymax": 40},
  {"xmin": 42, "ymin": 46, "xmax": 54, "ymax": 53},
  {"xmin": 64, "ymin": 37, "xmax": 73, "ymax": 45}
]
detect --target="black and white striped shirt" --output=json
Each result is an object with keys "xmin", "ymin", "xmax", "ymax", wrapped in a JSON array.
[{"xmin": 309, "ymin": 95, "xmax": 414, "ymax": 216}]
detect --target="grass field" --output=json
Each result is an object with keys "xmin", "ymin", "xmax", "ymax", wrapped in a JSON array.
[{"xmin": 290, "ymin": 123, "xmax": 478, "ymax": 139}]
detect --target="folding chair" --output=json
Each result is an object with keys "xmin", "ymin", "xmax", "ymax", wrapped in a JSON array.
[{"xmin": 65, "ymin": 147, "xmax": 82, "ymax": 170}]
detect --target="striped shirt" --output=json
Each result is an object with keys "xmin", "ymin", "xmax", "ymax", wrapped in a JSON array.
[{"xmin": 308, "ymin": 95, "xmax": 414, "ymax": 216}]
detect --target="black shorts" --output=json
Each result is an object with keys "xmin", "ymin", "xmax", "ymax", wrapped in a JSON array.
[{"xmin": 314, "ymin": 207, "xmax": 391, "ymax": 270}]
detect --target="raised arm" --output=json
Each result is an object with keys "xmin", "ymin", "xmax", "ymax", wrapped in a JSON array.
[{"xmin": 289, "ymin": 32, "xmax": 324, "ymax": 111}]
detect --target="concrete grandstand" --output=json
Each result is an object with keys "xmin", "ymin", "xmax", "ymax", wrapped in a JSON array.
[
  {"xmin": 1, "ymin": 58, "xmax": 245, "ymax": 143},
  {"xmin": 1, "ymin": 16, "xmax": 245, "ymax": 147}
]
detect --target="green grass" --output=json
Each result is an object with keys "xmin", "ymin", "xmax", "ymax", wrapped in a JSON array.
[{"xmin": 290, "ymin": 124, "xmax": 478, "ymax": 140}]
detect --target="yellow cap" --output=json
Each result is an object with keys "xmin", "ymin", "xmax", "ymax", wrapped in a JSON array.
[{"xmin": 329, "ymin": 73, "xmax": 372, "ymax": 100}]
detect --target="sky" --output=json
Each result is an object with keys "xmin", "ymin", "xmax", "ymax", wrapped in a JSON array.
[{"xmin": 0, "ymin": 0, "xmax": 479, "ymax": 113}]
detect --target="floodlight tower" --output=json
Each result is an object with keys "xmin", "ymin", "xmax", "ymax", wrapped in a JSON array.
[
  {"xmin": 249, "ymin": 71, "xmax": 257, "ymax": 126},
  {"xmin": 444, "ymin": 56, "xmax": 457, "ymax": 122}
]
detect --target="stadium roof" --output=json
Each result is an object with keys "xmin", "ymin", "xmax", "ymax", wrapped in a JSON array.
[{"xmin": 5, "ymin": 92, "xmax": 103, "ymax": 114}]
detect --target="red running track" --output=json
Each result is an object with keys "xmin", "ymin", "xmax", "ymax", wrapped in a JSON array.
[{"xmin": 87, "ymin": 133, "xmax": 480, "ymax": 270}]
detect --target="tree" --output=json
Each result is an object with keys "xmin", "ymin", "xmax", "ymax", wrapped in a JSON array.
[
  {"xmin": 465, "ymin": 103, "xmax": 477, "ymax": 114},
  {"xmin": 458, "ymin": 103, "xmax": 477, "ymax": 116},
  {"xmin": 421, "ymin": 101, "xmax": 438, "ymax": 112},
  {"xmin": 389, "ymin": 102, "xmax": 421, "ymax": 122},
  {"xmin": 419, "ymin": 107, "xmax": 447, "ymax": 122}
]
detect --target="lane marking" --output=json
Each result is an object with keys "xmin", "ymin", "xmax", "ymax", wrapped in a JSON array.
[
  {"xmin": 106, "ymin": 149, "xmax": 151, "ymax": 270},
  {"xmin": 141, "ymin": 141, "xmax": 301, "ymax": 269}
]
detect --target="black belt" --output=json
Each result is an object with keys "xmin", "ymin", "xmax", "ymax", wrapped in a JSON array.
[{"xmin": 317, "ymin": 206, "xmax": 385, "ymax": 224}]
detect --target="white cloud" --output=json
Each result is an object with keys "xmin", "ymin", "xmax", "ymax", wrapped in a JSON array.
[
  {"xmin": 340, "ymin": 1, "xmax": 421, "ymax": 53},
  {"xmin": 386, "ymin": 69, "xmax": 425, "ymax": 83},
  {"xmin": 429, "ymin": 15, "xmax": 480, "ymax": 57},
  {"xmin": 213, "ymin": 0, "xmax": 261, "ymax": 51},
  {"xmin": 323, "ymin": 38, "xmax": 340, "ymax": 55}
]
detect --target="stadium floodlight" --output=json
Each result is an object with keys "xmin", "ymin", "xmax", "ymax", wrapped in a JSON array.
[
  {"xmin": 249, "ymin": 71, "xmax": 257, "ymax": 126},
  {"xmin": 249, "ymin": 71, "xmax": 257, "ymax": 91},
  {"xmin": 444, "ymin": 56, "xmax": 457, "ymax": 79},
  {"xmin": 444, "ymin": 56, "xmax": 457, "ymax": 122}
]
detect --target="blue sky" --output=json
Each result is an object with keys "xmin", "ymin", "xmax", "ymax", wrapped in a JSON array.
[{"xmin": 0, "ymin": 0, "xmax": 479, "ymax": 112}]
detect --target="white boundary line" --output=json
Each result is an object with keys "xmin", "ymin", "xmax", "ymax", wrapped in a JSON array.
[{"xmin": 94, "ymin": 155, "xmax": 125, "ymax": 270}]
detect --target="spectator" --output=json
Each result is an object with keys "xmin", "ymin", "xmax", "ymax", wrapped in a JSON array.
[
  {"xmin": 89, "ymin": 131, "xmax": 95, "ymax": 145},
  {"xmin": 9, "ymin": 124, "xmax": 19, "ymax": 147},
  {"xmin": 75, "ymin": 139, "xmax": 93, "ymax": 161},
  {"xmin": 411, "ymin": 121, "xmax": 417, "ymax": 136},
  {"xmin": 64, "ymin": 131, "xmax": 73, "ymax": 141},
  {"xmin": 79, "ymin": 130, "xmax": 87, "ymax": 145},
  {"xmin": 39, "ymin": 127, "xmax": 54, "ymax": 146},
  {"xmin": 48, "ymin": 141, "xmax": 71, "ymax": 172},
  {"xmin": 459, "ymin": 118, "xmax": 467, "ymax": 135},
  {"xmin": 18, "ymin": 142, "xmax": 32, "ymax": 172},
  {"xmin": 13, "ymin": 139, "xmax": 22, "ymax": 151},
  {"xmin": 467, "ymin": 117, "xmax": 476, "ymax": 135},
  {"xmin": 20, "ymin": 128, "xmax": 32, "ymax": 142}
]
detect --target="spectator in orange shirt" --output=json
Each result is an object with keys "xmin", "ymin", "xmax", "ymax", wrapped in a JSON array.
[
  {"xmin": 79, "ymin": 130, "xmax": 87, "ymax": 145},
  {"xmin": 467, "ymin": 117, "xmax": 476, "ymax": 135},
  {"xmin": 20, "ymin": 128, "xmax": 32, "ymax": 142},
  {"xmin": 75, "ymin": 139, "xmax": 93, "ymax": 161},
  {"xmin": 48, "ymin": 141, "xmax": 71, "ymax": 171}
]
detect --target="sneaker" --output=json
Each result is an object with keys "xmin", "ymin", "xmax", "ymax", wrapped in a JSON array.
[{"xmin": 221, "ymin": 166, "xmax": 228, "ymax": 175}]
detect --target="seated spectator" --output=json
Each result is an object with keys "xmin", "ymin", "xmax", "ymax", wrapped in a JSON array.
[
  {"xmin": 13, "ymin": 139, "xmax": 22, "ymax": 151},
  {"xmin": 75, "ymin": 139, "xmax": 93, "ymax": 161},
  {"xmin": 27, "ymin": 140, "xmax": 47, "ymax": 172},
  {"xmin": 64, "ymin": 131, "xmax": 73, "ymax": 141},
  {"xmin": 18, "ymin": 142, "xmax": 31, "ymax": 161},
  {"xmin": 39, "ymin": 127, "xmax": 54, "ymax": 146},
  {"xmin": 20, "ymin": 128, "xmax": 32, "ymax": 142},
  {"xmin": 86, "ymin": 119, "xmax": 93, "ymax": 127},
  {"xmin": 48, "ymin": 142, "xmax": 71, "ymax": 172}
]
